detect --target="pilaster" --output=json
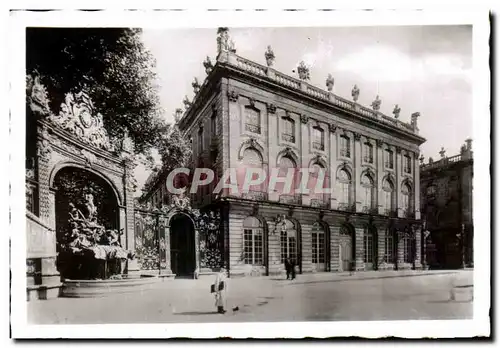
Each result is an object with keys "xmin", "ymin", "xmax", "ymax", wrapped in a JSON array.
[
  {"xmin": 395, "ymin": 147, "xmax": 402, "ymax": 217},
  {"xmin": 354, "ymin": 225, "xmax": 364, "ymax": 271},
  {"xmin": 376, "ymin": 141, "xmax": 384, "ymax": 214},
  {"xmin": 329, "ymin": 224, "xmax": 340, "ymax": 271},
  {"xmin": 414, "ymin": 152, "xmax": 421, "ymax": 220},
  {"xmin": 353, "ymin": 133, "xmax": 362, "ymax": 212},
  {"xmin": 329, "ymin": 126, "xmax": 337, "ymax": 209}
]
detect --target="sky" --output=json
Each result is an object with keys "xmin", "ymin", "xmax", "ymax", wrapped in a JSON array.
[{"xmin": 135, "ymin": 25, "xmax": 472, "ymax": 194}]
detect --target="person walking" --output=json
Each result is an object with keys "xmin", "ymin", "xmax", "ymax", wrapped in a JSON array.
[
  {"xmin": 290, "ymin": 258, "xmax": 296, "ymax": 280},
  {"xmin": 213, "ymin": 268, "xmax": 228, "ymax": 314},
  {"xmin": 285, "ymin": 258, "xmax": 291, "ymax": 280}
]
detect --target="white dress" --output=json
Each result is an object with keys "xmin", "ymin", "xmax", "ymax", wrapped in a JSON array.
[{"xmin": 214, "ymin": 271, "xmax": 227, "ymax": 308}]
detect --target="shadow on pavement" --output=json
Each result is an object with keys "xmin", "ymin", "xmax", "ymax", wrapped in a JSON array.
[{"xmin": 173, "ymin": 311, "xmax": 220, "ymax": 315}]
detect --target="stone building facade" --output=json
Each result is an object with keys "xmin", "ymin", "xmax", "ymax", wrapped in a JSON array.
[
  {"xmin": 145, "ymin": 29, "xmax": 426, "ymax": 277},
  {"xmin": 420, "ymin": 142, "xmax": 473, "ymax": 269}
]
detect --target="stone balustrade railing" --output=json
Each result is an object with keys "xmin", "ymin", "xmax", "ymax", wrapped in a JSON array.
[
  {"xmin": 421, "ymin": 154, "xmax": 464, "ymax": 170},
  {"xmin": 222, "ymin": 53, "xmax": 418, "ymax": 134}
]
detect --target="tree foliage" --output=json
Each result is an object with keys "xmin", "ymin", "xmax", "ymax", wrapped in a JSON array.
[{"xmin": 26, "ymin": 28, "xmax": 165, "ymax": 157}]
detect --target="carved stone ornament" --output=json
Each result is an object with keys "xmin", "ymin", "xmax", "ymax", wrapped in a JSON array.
[
  {"xmin": 351, "ymin": 84, "xmax": 360, "ymax": 102},
  {"xmin": 248, "ymin": 98, "xmax": 256, "ymax": 108},
  {"xmin": 183, "ymin": 96, "xmax": 192, "ymax": 109},
  {"xmin": 267, "ymin": 103, "xmax": 277, "ymax": 114},
  {"xmin": 329, "ymin": 123, "xmax": 337, "ymax": 133},
  {"xmin": 37, "ymin": 137, "xmax": 52, "ymax": 162},
  {"xmin": 265, "ymin": 45, "xmax": 275, "ymax": 67},
  {"xmin": 297, "ymin": 61, "xmax": 310, "ymax": 81},
  {"xmin": 203, "ymin": 56, "xmax": 213, "ymax": 75},
  {"xmin": 396, "ymin": 146, "xmax": 402, "ymax": 154},
  {"xmin": 227, "ymin": 90, "xmax": 239, "ymax": 102},
  {"xmin": 171, "ymin": 191, "xmax": 191, "ymax": 211},
  {"xmin": 326, "ymin": 74, "xmax": 335, "ymax": 92},
  {"xmin": 27, "ymin": 74, "xmax": 50, "ymax": 116},
  {"xmin": 46, "ymin": 91, "xmax": 114, "ymax": 151},
  {"xmin": 81, "ymin": 149, "xmax": 97, "ymax": 167},
  {"xmin": 376, "ymin": 139, "xmax": 383, "ymax": 148},
  {"xmin": 192, "ymin": 77, "xmax": 201, "ymax": 94},
  {"xmin": 371, "ymin": 95, "xmax": 382, "ymax": 111},
  {"xmin": 353, "ymin": 132, "xmax": 361, "ymax": 141},
  {"xmin": 300, "ymin": 114, "xmax": 309, "ymax": 124}
]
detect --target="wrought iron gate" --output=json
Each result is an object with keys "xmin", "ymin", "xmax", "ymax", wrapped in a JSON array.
[{"xmin": 134, "ymin": 209, "xmax": 168, "ymax": 272}]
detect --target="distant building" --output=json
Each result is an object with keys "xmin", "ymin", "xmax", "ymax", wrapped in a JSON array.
[
  {"xmin": 420, "ymin": 140, "xmax": 473, "ymax": 269},
  {"xmin": 142, "ymin": 28, "xmax": 426, "ymax": 277}
]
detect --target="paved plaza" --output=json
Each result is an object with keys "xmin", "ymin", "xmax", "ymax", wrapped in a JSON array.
[{"xmin": 28, "ymin": 270, "xmax": 473, "ymax": 324}]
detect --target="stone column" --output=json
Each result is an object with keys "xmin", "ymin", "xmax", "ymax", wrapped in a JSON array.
[
  {"xmin": 301, "ymin": 223, "xmax": 312, "ymax": 273},
  {"xmin": 124, "ymin": 162, "xmax": 139, "ymax": 274},
  {"xmin": 396, "ymin": 232, "xmax": 405, "ymax": 270},
  {"xmin": 376, "ymin": 141, "xmax": 384, "ymax": 214},
  {"xmin": 329, "ymin": 126, "xmax": 337, "ymax": 209},
  {"xmin": 353, "ymin": 133, "xmax": 362, "ymax": 212},
  {"xmin": 267, "ymin": 221, "xmax": 281, "ymax": 275},
  {"xmin": 395, "ymin": 147, "xmax": 402, "ymax": 217},
  {"xmin": 413, "ymin": 152, "xmax": 421, "ymax": 220},
  {"xmin": 413, "ymin": 225, "xmax": 422, "ymax": 269},
  {"xmin": 377, "ymin": 226, "xmax": 386, "ymax": 269}
]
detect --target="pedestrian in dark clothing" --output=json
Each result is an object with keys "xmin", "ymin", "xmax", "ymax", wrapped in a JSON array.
[
  {"xmin": 290, "ymin": 259, "xmax": 296, "ymax": 280},
  {"xmin": 285, "ymin": 258, "xmax": 291, "ymax": 280}
]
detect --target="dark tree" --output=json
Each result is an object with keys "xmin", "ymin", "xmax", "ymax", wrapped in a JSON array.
[{"xmin": 26, "ymin": 27, "xmax": 165, "ymax": 157}]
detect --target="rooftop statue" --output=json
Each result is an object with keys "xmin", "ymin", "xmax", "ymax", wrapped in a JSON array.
[
  {"xmin": 203, "ymin": 56, "xmax": 213, "ymax": 75},
  {"xmin": 371, "ymin": 95, "xmax": 382, "ymax": 111},
  {"xmin": 265, "ymin": 45, "xmax": 275, "ymax": 67},
  {"xmin": 192, "ymin": 77, "xmax": 201, "ymax": 94},
  {"xmin": 326, "ymin": 74, "xmax": 335, "ymax": 92},
  {"xmin": 217, "ymin": 27, "xmax": 230, "ymax": 54},
  {"xmin": 393, "ymin": 104, "xmax": 401, "ymax": 119},
  {"xmin": 351, "ymin": 84, "xmax": 360, "ymax": 102},
  {"xmin": 297, "ymin": 61, "xmax": 310, "ymax": 81}
]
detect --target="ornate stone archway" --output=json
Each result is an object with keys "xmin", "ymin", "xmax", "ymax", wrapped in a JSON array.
[{"xmin": 26, "ymin": 76, "xmax": 138, "ymax": 298}]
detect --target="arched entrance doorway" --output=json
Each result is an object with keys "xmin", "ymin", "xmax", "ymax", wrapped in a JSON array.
[
  {"xmin": 170, "ymin": 213, "xmax": 196, "ymax": 277},
  {"xmin": 339, "ymin": 224, "xmax": 355, "ymax": 272},
  {"xmin": 53, "ymin": 166, "xmax": 119, "ymax": 279}
]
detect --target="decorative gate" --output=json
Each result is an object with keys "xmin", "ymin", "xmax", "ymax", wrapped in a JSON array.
[{"xmin": 134, "ymin": 209, "xmax": 168, "ymax": 272}]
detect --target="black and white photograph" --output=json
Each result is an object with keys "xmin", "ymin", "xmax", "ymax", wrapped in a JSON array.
[{"xmin": 7, "ymin": 8, "xmax": 490, "ymax": 339}]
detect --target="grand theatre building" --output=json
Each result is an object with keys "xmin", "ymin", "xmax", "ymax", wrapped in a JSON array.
[{"xmin": 145, "ymin": 29, "xmax": 426, "ymax": 277}]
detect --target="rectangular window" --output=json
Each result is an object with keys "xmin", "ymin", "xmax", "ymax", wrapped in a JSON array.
[
  {"xmin": 384, "ymin": 190, "xmax": 393, "ymax": 215},
  {"xmin": 403, "ymin": 237, "xmax": 412, "ymax": 263},
  {"xmin": 340, "ymin": 136, "xmax": 350, "ymax": 158},
  {"xmin": 404, "ymin": 155, "xmax": 412, "ymax": 173},
  {"xmin": 282, "ymin": 117, "xmax": 295, "ymax": 143},
  {"xmin": 198, "ymin": 128, "xmax": 203, "ymax": 154},
  {"xmin": 312, "ymin": 233, "xmax": 318, "ymax": 264},
  {"xmin": 312, "ymin": 127, "xmax": 325, "ymax": 151},
  {"xmin": 211, "ymin": 113, "xmax": 217, "ymax": 135},
  {"xmin": 364, "ymin": 234, "xmax": 373, "ymax": 263},
  {"xmin": 364, "ymin": 143, "xmax": 374, "ymax": 163},
  {"xmin": 385, "ymin": 149, "xmax": 394, "ymax": 169},
  {"xmin": 280, "ymin": 232, "xmax": 288, "ymax": 264},
  {"xmin": 245, "ymin": 107, "xmax": 261, "ymax": 134},
  {"xmin": 384, "ymin": 233, "xmax": 394, "ymax": 263}
]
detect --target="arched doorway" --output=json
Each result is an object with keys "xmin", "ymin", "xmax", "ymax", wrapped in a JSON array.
[
  {"xmin": 363, "ymin": 225, "xmax": 378, "ymax": 270},
  {"xmin": 53, "ymin": 166, "xmax": 119, "ymax": 279},
  {"xmin": 312, "ymin": 221, "xmax": 329, "ymax": 272},
  {"xmin": 280, "ymin": 218, "xmax": 301, "ymax": 271},
  {"xmin": 170, "ymin": 213, "xmax": 196, "ymax": 277},
  {"xmin": 339, "ymin": 224, "xmax": 355, "ymax": 272}
]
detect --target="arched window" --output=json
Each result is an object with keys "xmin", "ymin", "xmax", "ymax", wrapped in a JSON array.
[
  {"xmin": 337, "ymin": 168, "xmax": 352, "ymax": 210},
  {"xmin": 242, "ymin": 148, "xmax": 264, "ymax": 192},
  {"xmin": 385, "ymin": 149, "xmax": 394, "ymax": 169},
  {"xmin": 361, "ymin": 173, "xmax": 374, "ymax": 212},
  {"xmin": 282, "ymin": 117, "xmax": 295, "ymax": 143},
  {"xmin": 245, "ymin": 107, "xmax": 261, "ymax": 134},
  {"xmin": 277, "ymin": 156, "xmax": 297, "ymax": 200},
  {"xmin": 402, "ymin": 183, "xmax": 413, "ymax": 217},
  {"xmin": 382, "ymin": 178, "xmax": 395, "ymax": 215},
  {"xmin": 280, "ymin": 219, "xmax": 297, "ymax": 264},
  {"xmin": 243, "ymin": 216, "xmax": 264, "ymax": 265},
  {"xmin": 404, "ymin": 154, "xmax": 412, "ymax": 174}
]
